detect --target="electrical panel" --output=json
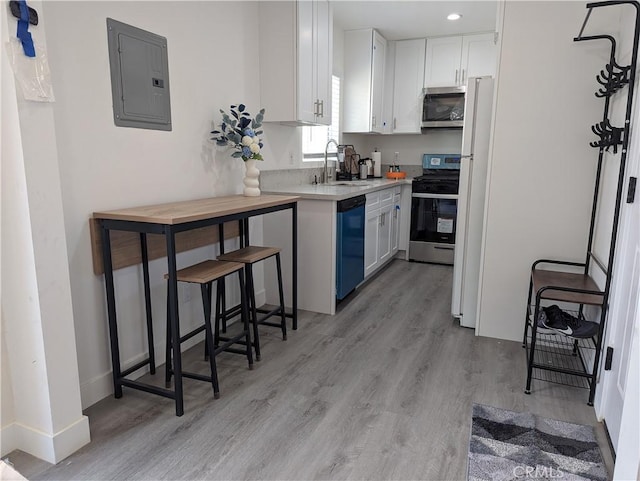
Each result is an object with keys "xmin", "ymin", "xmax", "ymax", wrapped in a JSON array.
[{"xmin": 107, "ymin": 18, "xmax": 172, "ymax": 131}]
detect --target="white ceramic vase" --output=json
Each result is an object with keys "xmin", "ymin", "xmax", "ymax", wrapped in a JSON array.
[{"xmin": 243, "ymin": 158, "xmax": 261, "ymax": 197}]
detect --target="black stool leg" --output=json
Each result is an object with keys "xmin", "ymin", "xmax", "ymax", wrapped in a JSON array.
[
  {"xmin": 221, "ymin": 278, "xmax": 227, "ymax": 333},
  {"xmin": 214, "ymin": 280, "xmax": 222, "ymax": 348},
  {"xmin": 165, "ymin": 281, "xmax": 172, "ymax": 387},
  {"xmin": 275, "ymin": 253, "xmax": 287, "ymax": 340},
  {"xmin": 201, "ymin": 283, "xmax": 220, "ymax": 398},
  {"xmin": 245, "ymin": 264, "xmax": 261, "ymax": 361},
  {"xmin": 237, "ymin": 270, "xmax": 254, "ymax": 369},
  {"xmin": 204, "ymin": 281, "xmax": 212, "ymax": 361},
  {"xmin": 218, "ymin": 223, "xmax": 227, "ymax": 333}
]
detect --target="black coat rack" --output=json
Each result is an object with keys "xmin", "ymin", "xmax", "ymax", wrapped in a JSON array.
[{"xmin": 523, "ymin": 0, "xmax": 639, "ymax": 405}]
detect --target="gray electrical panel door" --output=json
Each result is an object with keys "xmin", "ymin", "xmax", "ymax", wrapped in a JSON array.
[{"xmin": 107, "ymin": 18, "xmax": 172, "ymax": 131}]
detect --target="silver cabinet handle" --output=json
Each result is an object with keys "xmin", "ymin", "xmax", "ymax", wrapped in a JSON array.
[
  {"xmin": 393, "ymin": 118, "xmax": 397, "ymax": 130},
  {"xmin": 372, "ymin": 115, "xmax": 376, "ymax": 128},
  {"xmin": 314, "ymin": 100, "xmax": 319, "ymax": 116},
  {"xmin": 462, "ymin": 69, "xmax": 466, "ymax": 84},
  {"xmin": 319, "ymin": 100, "xmax": 324, "ymax": 117},
  {"xmin": 455, "ymin": 69, "xmax": 459, "ymax": 84}
]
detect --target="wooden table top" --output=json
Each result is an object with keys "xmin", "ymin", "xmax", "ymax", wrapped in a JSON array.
[{"xmin": 93, "ymin": 194, "xmax": 300, "ymax": 225}]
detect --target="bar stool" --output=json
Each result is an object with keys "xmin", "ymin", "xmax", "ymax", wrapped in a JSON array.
[
  {"xmin": 217, "ymin": 246, "xmax": 287, "ymax": 361},
  {"xmin": 164, "ymin": 260, "xmax": 253, "ymax": 399}
]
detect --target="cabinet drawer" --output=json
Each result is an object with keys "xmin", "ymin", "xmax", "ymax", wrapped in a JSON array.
[
  {"xmin": 366, "ymin": 192, "xmax": 380, "ymax": 211},
  {"xmin": 379, "ymin": 188, "xmax": 393, "ymax": 206}
]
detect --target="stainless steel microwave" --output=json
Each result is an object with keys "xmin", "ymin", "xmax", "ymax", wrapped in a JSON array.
[{"xmin": 421, "ymin": 86, "xmax": 466, "ymax": 128}]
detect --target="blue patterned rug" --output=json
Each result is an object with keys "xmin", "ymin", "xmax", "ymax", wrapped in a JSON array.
[{"xmin": 468, "ymin": 404, "xmax": 608, "ymax": 481}]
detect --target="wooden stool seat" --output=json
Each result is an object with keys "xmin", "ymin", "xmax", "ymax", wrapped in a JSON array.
[
  {"xmin": 217, "ymin": 246, "xmax": 281, "ymax": 265},
  {"xmin": 164, "ymin": 260, "xmax": 244, "ymax": 284}
]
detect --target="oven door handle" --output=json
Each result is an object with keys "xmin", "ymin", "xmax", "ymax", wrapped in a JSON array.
[{"xmin": 411, "ymin": 193, "xmax": 458, "ymax": 200}]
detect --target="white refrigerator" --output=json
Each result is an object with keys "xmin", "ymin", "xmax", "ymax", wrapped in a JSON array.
[{"xmin": 451, "ymin": 76, "xmax": 494, "ymax": 329}]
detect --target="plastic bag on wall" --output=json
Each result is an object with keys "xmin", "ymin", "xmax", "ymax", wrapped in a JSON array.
[{"xmin": 5, "ymin": 37, "xmax": 55, "ymax": 102}]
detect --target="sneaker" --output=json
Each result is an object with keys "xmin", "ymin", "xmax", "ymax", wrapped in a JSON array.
[
  {"xmin": 535, "ymin": 309, "xmax": 556, "ymax": 334},
  {"xmin": 542, "ymin": 305, "xmax": 599, "ymax": 338}
]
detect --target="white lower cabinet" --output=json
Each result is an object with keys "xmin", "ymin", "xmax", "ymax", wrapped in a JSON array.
[
  {"xmin": 391, "ymin": 192, "xmax": 401, "ymax": 253},
  {"xmin": 365, "ymin": 207, "xmax": 380, "ymax": 276},
  {"xmin": 365, "ymin": 186, "xmax": 402, "ymax": 278}
]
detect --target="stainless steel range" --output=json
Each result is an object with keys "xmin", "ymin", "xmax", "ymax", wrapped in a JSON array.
[{"xmin": 409, "ymin": 154, "xmax": 461, "ymax": 264}]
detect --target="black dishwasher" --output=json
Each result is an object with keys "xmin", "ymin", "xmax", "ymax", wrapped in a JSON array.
[{"xmin": 336, "ymin": 195, "xmax": 366, "ymax": 300}]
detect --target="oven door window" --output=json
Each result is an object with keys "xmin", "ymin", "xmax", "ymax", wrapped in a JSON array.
[
  {"xmin": 423, "ymin": 94, "xmax": 465, "ymax": 122},
  {"xmin": 410, "ymin": 197, "xmax": 457, "ymax": 243}
]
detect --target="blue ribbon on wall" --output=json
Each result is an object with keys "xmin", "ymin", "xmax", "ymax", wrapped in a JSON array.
[{"xmin": 16, "ymin": 0, "xmax": 35, "ymax": 57}]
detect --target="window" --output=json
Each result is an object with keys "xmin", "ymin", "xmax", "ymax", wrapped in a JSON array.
[{"xmin": 302, "ymin": 75, "xmax": 340, "ymax": 161}]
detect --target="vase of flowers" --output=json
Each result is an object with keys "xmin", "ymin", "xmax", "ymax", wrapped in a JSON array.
[{"xmin": 211, "ymin": 104, "xmax": 265, "ymax": 197}]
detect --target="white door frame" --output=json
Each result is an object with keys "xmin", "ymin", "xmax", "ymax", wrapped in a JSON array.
[{"xmin": 596, "ymin": 73, "xmax": 640, "ymax": 479}]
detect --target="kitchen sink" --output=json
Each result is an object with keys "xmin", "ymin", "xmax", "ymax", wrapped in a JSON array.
[{"xmin": 331, "ymin": 181, "xmax": 371, "ymax": 187}]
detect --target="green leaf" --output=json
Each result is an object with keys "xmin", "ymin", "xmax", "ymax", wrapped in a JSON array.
[
  {"xmin": 253, "ymin": 153, "xmax": 263, "ymax": 161},
  {"xmin": 231, "ymin": 151, "xmax": 243, "ymax": 158}
]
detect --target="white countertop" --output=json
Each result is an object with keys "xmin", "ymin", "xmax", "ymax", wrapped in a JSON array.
[{"xmin": 262, "ymin": 178, "xmax": 412, "ymax": 201}]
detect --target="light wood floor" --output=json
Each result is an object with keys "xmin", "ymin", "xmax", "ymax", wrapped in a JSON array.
[{"xmin": 9, "ymin": 261, "xmax": 614, "ymax": 480}]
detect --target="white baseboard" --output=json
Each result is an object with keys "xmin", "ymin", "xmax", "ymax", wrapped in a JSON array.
[
  {"xmin": 1, "ymin": 423, "xmax": 17, "ymax": 458},
  {"xmin": 80, "ymin": 371, "xmax": 114, "ymax": 410},
  {"xmin": 1, "ymin": 416, "xmax": 90, "ymax": 464}
]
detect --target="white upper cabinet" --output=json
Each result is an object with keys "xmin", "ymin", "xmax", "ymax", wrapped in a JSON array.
[
  {"xmin": 424, "ymin": 36, "xmax": 462, "ymax": 87},
  {"xmin": 259, "ymin": 0, "xmax": 332, "ymax": 126},
  {"xmin": 424, "ymin": 33, "xmax": 496, "ymax": 87},
  {"xmin": 343, "ymin": 29, "xmax": 387, "ymax": 133},
  {"xmin": 461, "ymin": 33, "xmax": 497, "ymax": 81},
  {"xmin": 314, "ymin": 0, "xmax": 332, "ymax": 124},
  {"xmin": 392, "ymin": 38, "xmax": 426, "ymax": 134}
]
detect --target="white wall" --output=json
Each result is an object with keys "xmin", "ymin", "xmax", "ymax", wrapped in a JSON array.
[
  {"xmin": 38, "ymin": 1, "xmax": 282, "ymax": 408},
  {"xmin": 476, "ymin": 1, "xmax": 619, "ymax": 341},
  {"xmin": 2, "ymin": 2, "xmax": 89, "ymax": 462}
]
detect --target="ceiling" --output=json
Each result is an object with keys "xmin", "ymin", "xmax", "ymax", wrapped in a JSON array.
[{"xmin": 332, "ymin": 1, "xmax": 499, "ymax": 40}]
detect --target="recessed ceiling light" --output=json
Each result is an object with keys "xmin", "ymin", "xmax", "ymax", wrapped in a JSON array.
[{"xmin": 447, "ymin": 13, "xmax": 462, "ymax": 21}]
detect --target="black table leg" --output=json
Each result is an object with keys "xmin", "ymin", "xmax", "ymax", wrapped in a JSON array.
[
  {"xmin": 100, "ymin": 224, "xmax": 123, "ymax": 398},
  {"xmin": 140, "ymin": 233, "xmax": 156, "ymax": 375},
  {"xmin": 165, "ymin": 228, "xmax": 184, "ymax": 416},
  {"xmin": 292, "ymin": 202, "xmax": 298, "ymax": 330}
]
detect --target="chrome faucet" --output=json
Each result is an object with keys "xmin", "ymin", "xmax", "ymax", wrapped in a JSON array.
[{"xmin": 324, "ymin": 139, "xmax": 339, "ymax": 184}]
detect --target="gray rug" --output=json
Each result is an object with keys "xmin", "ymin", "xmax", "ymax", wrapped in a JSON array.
[{"xmin": 468, "ymin": 404, "xmax": 608, "ymax": 481}]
